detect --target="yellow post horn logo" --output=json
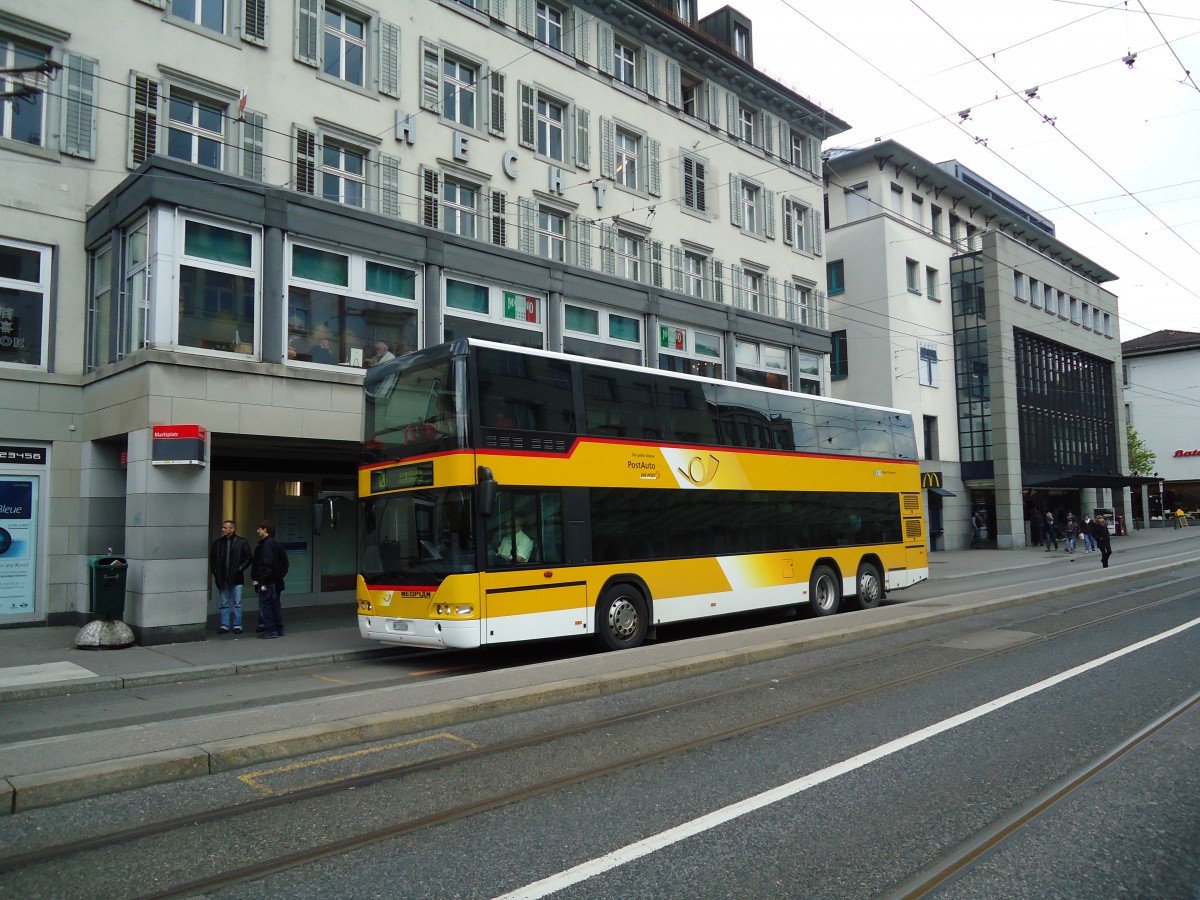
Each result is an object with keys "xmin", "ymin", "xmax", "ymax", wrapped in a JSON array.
[{"xmin": 679, "ymin": 453, "xmax": 720, "ymax": 486}]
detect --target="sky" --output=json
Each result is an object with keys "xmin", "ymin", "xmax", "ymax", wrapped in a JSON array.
[{"xmin": 701, "ymin": 0, "xmax": 1200, "ymax": 340}]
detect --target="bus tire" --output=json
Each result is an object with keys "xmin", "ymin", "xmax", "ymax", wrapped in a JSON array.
[
  {"xmin": 849, "ymin": 561, "xmax": 884, "ymax": 610},
  {"xmin": 809, "ymin": 565, "xmax": 841, "ymax": 617},
  {"xmin": 595, "ymin": 584, "xmax": 649, "ymax": 651}
]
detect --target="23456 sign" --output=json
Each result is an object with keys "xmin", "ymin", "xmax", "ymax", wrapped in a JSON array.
[{"xmin": 0, "ymin": 447, "xmax": 46, "ymax": 465}]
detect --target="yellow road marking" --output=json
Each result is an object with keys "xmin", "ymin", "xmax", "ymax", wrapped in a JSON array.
[
  {"xmin": 239, "ymin": 732, "xmax": 477, "ymax": 796},
  {"xmin": 408, "ymin": 664, "xmax": 479, "ymax": 676},
  {"xmin": 310, "ymin": 675, "xmax": 355, "ymax": 685}
]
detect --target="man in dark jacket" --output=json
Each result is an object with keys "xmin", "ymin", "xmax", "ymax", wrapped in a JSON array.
[
  {"xmin": 1093, "ymin": 515, "xmax": 1113, "ymax": 569},
  {"xmin": 251, "ymin": 520, "xmax": 285, "ymax": 639},
  {"xmin": 210, "ymin": 520, "xmax": 251, "ymax": 634}
]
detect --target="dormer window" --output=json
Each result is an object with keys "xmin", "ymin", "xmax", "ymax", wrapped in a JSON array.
[{"xmin": 733, "ymin": 24, "xmax": 750, "ymax": 59}]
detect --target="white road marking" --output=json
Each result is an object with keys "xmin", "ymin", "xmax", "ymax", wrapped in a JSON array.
[
  {"xmin": 494, "ymin": 615, "xmax": 1200, "ymax": 899},
  {"xmin": 0, "ymin": 661, "xmax": 98, "ymax": 688}
]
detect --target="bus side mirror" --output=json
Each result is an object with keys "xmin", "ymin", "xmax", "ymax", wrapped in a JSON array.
[{"xmin": 478, "ymin": 466, "xmax": 498, "ymax": 517}]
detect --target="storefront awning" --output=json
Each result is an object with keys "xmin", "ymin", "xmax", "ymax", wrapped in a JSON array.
[
  {"xmin": 928, "ymin": 486, "xmax": 956, "ymax": 497},
  {"xmin": 1023, "ymin": 473, "xmax": 1161, "ymax": 489}
]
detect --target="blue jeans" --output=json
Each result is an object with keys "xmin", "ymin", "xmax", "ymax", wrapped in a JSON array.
[{"xmin": 218, "ymin": 583, "xmax": 243, "ymax": 629}]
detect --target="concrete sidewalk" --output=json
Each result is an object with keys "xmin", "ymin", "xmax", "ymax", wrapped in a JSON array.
[{"xmin": 1, "ymin": 526, "xmax": 1197, "ymax": 814}]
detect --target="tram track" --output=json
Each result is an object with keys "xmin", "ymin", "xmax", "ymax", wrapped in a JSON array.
[{"xmin": 1, "ymin": 580, "xmax": 1197, "ymax": 898}]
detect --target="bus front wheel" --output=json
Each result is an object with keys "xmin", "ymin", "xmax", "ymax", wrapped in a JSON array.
[
  {"xmin": 808, "ymin": 565, "xmax": 841, "ymax": 617},
  {"xmin": 595, "ymin": 584, "xmax": 648, "ymax": 650},
  {"xmin": 849, "ymin": 561, "xmax": 884, "ymax": 610}
]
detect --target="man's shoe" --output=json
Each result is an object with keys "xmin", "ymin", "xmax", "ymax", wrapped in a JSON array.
[
  {"xmin": 256, "ymin": 624, "xmax": 266, "ymax": 633},
  {"xmin": 233, "ymin": 627, "xmax": 243, "ymax": 634},
  {"xmin": 261, "ymin": 632, "xmax": 280, "ymax": 639},
  {"xmin": 218, "ymin": 626, "xmax": 229, "ymax": 634}
]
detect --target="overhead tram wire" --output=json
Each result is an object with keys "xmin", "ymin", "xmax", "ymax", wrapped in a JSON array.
[{"xmin": 1136, "ymin": 0, "xmax": 1200, "ymax": 92}]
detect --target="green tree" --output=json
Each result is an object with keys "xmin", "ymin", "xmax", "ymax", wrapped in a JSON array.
[{"xmin": 1127, "ymin": 422, "xmax": 1155, "ymax": 476}]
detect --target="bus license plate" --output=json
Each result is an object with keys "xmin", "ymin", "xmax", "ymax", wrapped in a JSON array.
[{"xmin": 393, "ymin": 620, "xmax": 410, "ymax": 632}]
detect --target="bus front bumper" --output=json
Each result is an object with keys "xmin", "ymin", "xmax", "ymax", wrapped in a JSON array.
[{"xmin": 358, "ymin": 615, "xmax": 481, "ymax": 650}]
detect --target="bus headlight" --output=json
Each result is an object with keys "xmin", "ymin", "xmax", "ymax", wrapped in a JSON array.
[{"xmin": 455, "ymin": 605, "xmax": 474, "ymax": 616}]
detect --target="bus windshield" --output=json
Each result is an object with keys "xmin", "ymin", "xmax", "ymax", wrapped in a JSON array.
[
  {"xmin": 363, "ymin": 346, "xmax": 464, "ymax": 462},
  {"xmin": 361, "ymin": 487, "xmax": 475, "ymax": 585}
]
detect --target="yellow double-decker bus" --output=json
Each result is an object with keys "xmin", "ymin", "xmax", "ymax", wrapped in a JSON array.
[{"xmin": 358, "ymin": 339, "xmax": 928, "ymax": 651}]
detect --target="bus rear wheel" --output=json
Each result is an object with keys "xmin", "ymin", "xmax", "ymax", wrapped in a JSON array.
[
  {"xmin": 849, "ymin": 561, "xmax": 884, "ymax": 610},
  {"xmin": 808, "ymin": 565, "xmax": 841, "ymax": 617},
  {"xmin": 595, "ymin": 584, "xmax": 648, "ymax": 651}
]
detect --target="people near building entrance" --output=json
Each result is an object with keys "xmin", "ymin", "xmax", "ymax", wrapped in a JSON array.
[
  {"xmin": 1043, "ymin": 512, "xmax": 1058, "ymax": 551},
  {"xmin": 970, "ymin": 511, "xmax": 984, "ymax": 548},
  {"xmin": 366, "ymin": 340, "xmax": 395, "ymax": 367},
  {"xmin": 496, "ymin": 517, "xmax": 534, "ymax": 564},
  {"xmin": 210, "ymin": 519, "xmax": 252, "ymax": 634},
  {"xmin": 1093, "ymin": 515, "xmax": 1113, "ymax": 568},
  {"xmin": 1029, "ymin": 509, "xmax": 1043, "ymax": 548},
  {"xmin": 251, "ymin": 520, "xmax": 287, "ymax": 639},
  {"xmin": 1064, "ymin": 514, "xmax": 1079, "ymax": 554},
  {"xmin": 1081, "ymin": 515, "xmax": 1096, "ymax": 553}
]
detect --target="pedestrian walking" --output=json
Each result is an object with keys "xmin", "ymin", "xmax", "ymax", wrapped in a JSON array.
[
  {"xmin": 1064, "ymin": 514, "xmax": 1079, "ymax": 554},
  {"xmin": 970, "ymin": 511, "xmax": 984, "ymax": 548},
  {"xmin": 1029, "ymin": 509, "xmax": 1043, "ymax": 549},
  {"xmin": 1093, "ymin": 515, "xmax": 1113, "ymax": 568},
  {"xmin": 251, "ymin": 519, "xmax": 286, "ymax": 639},
  {"xmin": 1043, "ymin": 512, "xmax": 1058, "ymax": 551},
  {"xmin": 1081, "ymin": 515, "xmax": 1096, "ymax": 553},
  {"xmin": 209, "ymin": 519, "xmax": 251, "ymax": 634}
]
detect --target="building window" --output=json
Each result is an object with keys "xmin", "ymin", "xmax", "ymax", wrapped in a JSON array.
[
  {"xmin": 613, "ymin": 38, "xmax": 637, "ymax": 87},
  {"xmin": 321, "ymin": 140, "xmax": 366, "ymax": 207},
  {"xmin": 787, "ymin": 281, "xmax": 826, "ymax": 329},
  {"xmin": 659, "ymin": 324, "xmax": 722, "ymax": 378},
  {"xmin": 323, "ymin": 6, "xmax": 366, "ymax": 86},
  {"xmin": 735, "ymin": 339, "xmax": 788, "ymax": 390},
  {"xmin": 683, "ymin": 250, "xmax": 705, "ymax": 298},
  {"xmin": 443, "ymin": 178, "xmax": 479, "ymax": 239},
  {"xmin": 681, "ymin": 152, "xmax": 708, "ymax": 215},
  {"xmin": 1029, "ymin": 278, "xmax": 1042, "ymax": 309},
  {"xmin": 796, "ymin": 352, "xmax": 821, "ymax": 395},
  {"xmin": 827, "ymin": 259, "xmax": 845, "ymax": 295},
  {"xmin": 911, "ymin": 194, "xmax": 923, "ymax": 225},
  {"xmin": 741, "ymin": 182, "xmax": 759, "ymax": 234},
  {"xmin": 0, "ymin": 237, "xmax": 50, "ymax": 368},
  {"xmin": 733, "ymin": 23, "xmax": 750, "ymax": 59},
  {"xmin": 536, "ymin": 95, "xmax": 565, "ymax": 160},
  {"xmin": 845, "ymin": 182, "xmax": 870, "ymax": 222},
  {"xmin": 743, "ymin": 269, "xmax": 764, "ymax": 313},
  {"xmin": 677, "ymin": 0, "xmax": 695, "ymax": 23},
  {"xmin": 789, "ymin": 128, "xmax": 816, "ymax": 174},
  {"xmin": 615, "ymin": 127, "xmax": 639, "ymax": 189},
  {"xmin": 535, "ymin": 1, "xmax": 564, "ymax": 50},
  {"xmin": 918, "ymin": 340, "xmax": 939, "ymax": 387},
  {"xmin": 565, "ymin": 303, "xmax": 643, "ymax": 365},
  {"xmin": 890, "ymin": 183, "xmax": 904, "ymax": 214},
  {"xmin": 178, "ymin": 219, "xmax": 258, "ymax": 356},
  {"xmin": 443, "ymin": 56, "xmax": 478, "ymax": 129},
  {"xmin": 167, "ymin": 92, "xmax": 225, "ymax": 169},
  {"xmin": 1045, "ymin": 285, "xmax": 1057, "ymax": 316},
  {"xmin": 444, "ymin": 277, "xmax": 545, "ymax": 347},
  {"xmin": 738, "ymin": 102, "xmax": 755, "ymax": 144},
  {"xmin": 86, "ymin": 243, "xmax": 113, "ymax": 372},
  {"xmin": 171, "ymin": 0, "xmax": 226, "ymax": 32},
  {"xmin": 679, "ymin": 70, "xmax": 701, "ymax": 118},
  {"xmin": 616, "ymin": 231, "xmax": 642, "ymax": 281},
  {"xmin": 831, "ymin": 329, "xmax": 848, "ymax": 380},
  {"xmin": 538, "ymin": 208, "xmax": 566, "ymax": 261},
  {"xmin": 783, "ymin": 198, "xmax": 814, "ymax": 253},
  {"xmin": 287, "ymin": 241, "xmax": 418, "ymax": 368},
  {"xmin": 923, "ymin": 415, "xmax": 939, "ymax": 460},
  {"xmin": 930, "ymin": 204, "xmax": 943, "ymax": 236},
  {"xmin": 1013, "ymin": 271, "xmax": 1027, "ymax": 302},
  {"xmin": 926, "ymin": 266, "xmax": 939, "ymax": 300},
  {"xmin": 121, "ymin": 219, "xmax": 150, "ymax": 358},
  {"xmin": 906, "ymin": 259, "xmax": 920, "ymax": 293},
  {"xmin": 1, "ymin": 36, "xmax": 48, "ymax": 147}
]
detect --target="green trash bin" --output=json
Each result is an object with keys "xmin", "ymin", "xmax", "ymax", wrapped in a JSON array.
[{"xmin": 89, "ymin": 556, "xmax": 128, "ymax": 619}]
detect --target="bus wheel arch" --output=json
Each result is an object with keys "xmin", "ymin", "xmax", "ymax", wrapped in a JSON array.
[
  {"xmin": 848, "ymin": 556, "xmax": 886, "ymax": 610},
  {"xmin": 808, "ymin": 560, "xmax": 842, "ymax": 617},
  {"xmin": 594, "ymin": 577, "xmax": 651, "ymax": 651}
]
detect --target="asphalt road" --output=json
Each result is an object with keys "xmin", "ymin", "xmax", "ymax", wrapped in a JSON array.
[{"xmin": 2, "ymin": 567, "xmax": 1197, "ymax": 898}]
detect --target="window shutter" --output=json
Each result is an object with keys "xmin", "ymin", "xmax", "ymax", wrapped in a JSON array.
[
  {"xmin": 768, "ymin": 276, "xmax": 780, "ymax": 317},
  {"xmin": 651, "ymin": 240, "xmax": 663, "ymax": 288},
  {"xmin": 128, "ymin": 73, "xmax": 159, "ymax": 168},
  {"xmin": 670, "ymin": 245, "xmax": 683, "ymax": 292},
  {"xmin": 597, "ymin": 23, "xmax": 613, "ymax": 75},
  {"xmin": 574, "ymin": 106, "xmax": 590, "ymax": 169},
  {"xmin": 295, "ymin": 0, "xmax": 319, "ymax": 66},
  {"xmin": 729, "ymin": 175, "xmax": 742, "ymax": 227},
  {"xmin": 646, "ymin": 50, "xmax": 661, "ymax": 98},
  {"xmin": 783, "ymin": 200, "xmax": 795, "ymax": 247},
  {"xmin": 731, "ymin": 264, "xmax": 744, "ymax": 309},
  {"xmin": 61, "ymin": 53, "xmax": 98, "ymax": 160},
  {"xmin": 492, "ymin": 191, "xmax": 508, "ymax": 245},
  {"xmin": 812, "ymin": 210, "xmax": 823, "ymax": 256},
  {"xmin": 600, "ymin": 223, "xmax": 615, "ymax": 275},
  {"xmin": 293, "ymin": 126, "xmax": 316, "ymax": 193},
  {"xmin": 599, "ymin": 117, "xmax": 614, "ymax": 179},
  {"xmin": 576, "ymin": 219, "xmax": 592, "ymax": 269},
  {"xmin": 700, "ymin": 84, "xmax": 720, "ymax": 128},
  {"xmin": 420, "ymin": 41, "xmax": 441, "ymax": 111},
  {"xmin": 666, "ymin": 59, "xmax": 681, "ymax": 108},
  {"xmin": 518, "ymin": 83, "xmax": 535, "ymax": 148},
  {"xmin": 489, "ymin": 71, "xmax": 506, "ymax": 137},
  {"xmin": 243, "ymin": 0, "xmax": 267, "ymax": 45},
  {"xmin": 421, "ymin": 168, "xmax": 440, "ymax": 228},
  {"xmin": 647, "ymin": 138, "xmax": 661, "ymax": 197},
  {"xmin": 573, "ymin": 11, "xmax": 590, "ymax": 63},
  {"xmin": 712, "ymin": 259, "xmax": 724, "ymax": 304},
  {"xmin": 490, "ymin": 0, "xmax": 506, "ymax": 20},
  {"xmin": 763, "ymin": 188, "xmax": 776, "ymax": 240},
  {"xmin": 240, "ymin": 110, "xmax": 265, "ymax": 181},
  {"xmin": 379, "ymin": 152, "xmax": 401, "ymax": 217},
  {"xmin": 518, "ymin": 197, "xmax": 535, "ymax": 253},
  {"xmin": 517, "ymin": 0, "xmax": 534, "ymax": 35},
  {"xmin": 785, "ymin": 281, "xmax": 796, "ymax": 322},
  {"xmin": 682, "ymin": 157, "xmax": 696, "ymax": 210},
  {"xmin": 726, "ymin": 93, "xmax": 738, "ymax": 138},
  {"xmin": 379, "ymin": 21, "xmax": 401, "ymax": 98},
  {"xmin": 762, "ymin": 113, "xmax": 775, "ymax": 155}
]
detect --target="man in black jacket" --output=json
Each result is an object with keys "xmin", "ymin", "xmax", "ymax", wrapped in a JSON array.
[
  {"xmin": 251, "ymin": 520, "xmax": 286, "ymax": 639},
  {"xmin": 210, "ymin": 520, "xmax": 251, "ymax": 634}
]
